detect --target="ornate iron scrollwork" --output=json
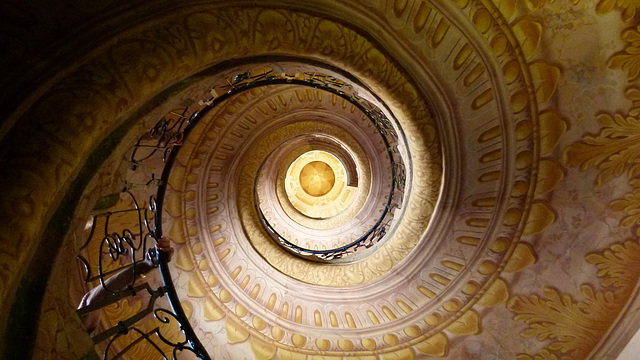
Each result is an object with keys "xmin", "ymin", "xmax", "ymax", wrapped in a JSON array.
[
  {"xmin": 76, "ymin": 107, "xmax": 209, "ymax": 359},
  {"xmin": 75, "ymin": 68, "xmax": 407, "ymax": 358}
]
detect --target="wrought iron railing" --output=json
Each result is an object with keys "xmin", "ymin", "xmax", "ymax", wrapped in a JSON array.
[
  {"xmin": 76, "ymin": 106, "xmax": 209, "ymax": 359},
  {"xmin": 75, "ymin": 68, "xmax": 406, "ymax": 359},
  {"xmin": 249, "ymin": 72, "xmax": 406, "ymax": 261}
]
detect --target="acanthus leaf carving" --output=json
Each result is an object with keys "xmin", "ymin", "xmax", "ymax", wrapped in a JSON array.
[
  {"xmin": 564, "ymin": 112, "xmax": 640, "ymax": 185},
  {"xmin": 585, "ymin": 238, "xmax": 640, "ymax": 293},
  {"xmin": 609, "ymin": 181, "xmax": 640, "ymax": 229},
  {"xmin": 596, "ymin": 0, "xmax": 640, "ymax": 21},
  {"xmin": 509, "ymin": 285, "xmax": 619, "ymax": 359},
  {"xmin": 608, "ymin": 26, "xmax": 640, "ymax": 81},
  {"xmin": 510, "ymin": 236, "xmax": 640, "ymax": 359}
]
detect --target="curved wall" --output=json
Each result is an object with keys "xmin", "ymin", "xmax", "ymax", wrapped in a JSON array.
[{"xmin": 1, "ymin": 1, "xmax": 640, "ymax": 360}]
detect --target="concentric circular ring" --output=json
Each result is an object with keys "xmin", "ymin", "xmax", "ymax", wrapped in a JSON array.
[
  {"xmin": 284, "ymin": 150, "xmax": 353, "ymax": 218},
  {"xmin": 159, "ymin": 1, "xmax": 542, "ymax": 354},
  {"xmin": 250, "ymin": 83, "xmax": 404, "ymax": 261}
]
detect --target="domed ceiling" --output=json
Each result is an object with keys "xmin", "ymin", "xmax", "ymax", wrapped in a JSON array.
[{"xmin": 3, "ymin": 0, "xmax": 640, "ymax": 360}]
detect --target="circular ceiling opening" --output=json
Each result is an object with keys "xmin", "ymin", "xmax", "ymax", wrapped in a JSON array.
[
  {"xmin": 284, "ymin": 150, "xmax": 354, "ymax": 219},
  {"xmin": 299, "ymin": 161, "xmax": 335, "ymax": 197}
]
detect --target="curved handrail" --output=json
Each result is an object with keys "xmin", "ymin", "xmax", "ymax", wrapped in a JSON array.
[
  {"xmin": 77, "ymin": 68, "xmax": 407, "ymax": 359},
  {"xmin": 251, "ymin": 77, "xmax": 404, "ymax": 261},
  {"xmin": 157, "ymin": 69, "xmax": 406, "ymax": 262}
]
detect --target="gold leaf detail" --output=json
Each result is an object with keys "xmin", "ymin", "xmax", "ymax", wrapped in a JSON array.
[
  {"xmin": 225, "ymin": 317, "xmax": 250, "ymax": 344},
  {"xmin": 478, "ymin": 278, "xmax": 510, "ymax": 306},
  {"xmin": 338, "ymin": 339, "xmax": 354, "ymax": 351},
  {"xmin": 530, "ymin": 61, "xmax": 561, "ymax": 105},
  {"xmin": 490, "ymin": 0, "xmax": 517, "ymax": 21},
  {"xmin": 394, "ymin": 0, "xmax": 409, "ymax": 17},
  {"xmin": 479, "ymin": 260, "xmax": 498, "ymax": 274},
  {"xmin": 292, "ymin": 334, "xmax": 307, "ymax": 347},
  {"xmin": 253, "ymin": 316, "xmax": 266, "ymax": 330},
  {"xmin": 174, "ymin": 245, "xmax": 194, "ymax": 271},
  {"xmin": 445, "ymin": 310, "xmax": 480, "ymax": 335},
  {"xmin": 316, "ymin": 339, "xmax": 330, "ymax": 351},
  {"xmin": 609, "ymin": 26, "xmax": 640, "ymax": 80},
  {"xmin": 271, "ymin": 327, "xmax": 285, "ymax": 342},
  {"xmin": 463, "ymin": 281, "xmax": 481, "ymax": 295},
  {"xmin": 167, "ymin": 166, "xmax": 186, "ymax": 192},
  {"xmin": 597, "ymin": 0, "xmax": 639, "ymax": 21},
  {"xmin": 167, "ymin": 217, "xmax": 186, "ymax": 243},
  {"xmin": 181, "ymin": 301, "xmax": 193, "ymax": 320},
  {"xmin": 564, "ymin": 113, "xmax": 640, "ymax": 185},
  {"xmin": 415, "ymin": 333, "xmax": 448, "ymax": 356},
  {"xmin": 252, "ymin": 337, "xmax": 277, "ymax": 360},
  {"xmin": 524, "ymin": 0, "xmax": 554, "ymax": 10},
  {"xmin": 384, "ymin": 334, "xmax": 399, "ymax": 346},
  {"xmin": 610, "ymin": 182, "xmax": 640, "ymax": 227},
  {"xmin": 362, "ymin": 338, "xmax": 376, "ymax": 350},
  {"xmin": 517, "ymin": 348, "xmax": 562, "ymax": 360},
  {"xmin": 520, "ymin": 126, "xmax": 640, "ymax": 359},
  {"xmin": 508, "ymin": 286, "xmax": 619, "ymax": 359},
  {"xmin": 404, "ymin": 325, "xmax": 422, "ymax": 338},
  {"xmin": 539, "ymin": 111, "xmax": 568, "ymax": 154},
  {"xmin": 535, "ymin": 160, "xmax": 564, "ymax": 196},
  {"xmin": 278, "ymin": 348, "xmax": 307, "ymax": 360},
  {"xmin": 204, "ymin": 297, "xmax": 225, "ymax": 321},
  {"xmin": 626, "ymin": 86, "xmax": 640, "ymax": 116},
  {"xmin": 187, "ymin": 272, "xmax": 207, "ymax": 298},
  {"xmin": 512, "ymin": 19, "xmax": 542, "ymax": 59},
  {"xmin": 585, "ymin": 238, "xmax": 640, "ymax": 294},
  {"xmin": 504, "ymin": 243, "xmax": 537, "ymax": 273},
  {"xmin": 382, "ymin": 348, "xmax": 415, "ymax": 360},
  {"xmin": 523, "ymin": 202, "xmax": 556, "ymax": 236}
]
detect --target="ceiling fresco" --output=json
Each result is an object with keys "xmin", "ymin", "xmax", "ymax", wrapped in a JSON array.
[{"xmin": 1, "ymin": 0, "xmax": 640, "ymax": 360}]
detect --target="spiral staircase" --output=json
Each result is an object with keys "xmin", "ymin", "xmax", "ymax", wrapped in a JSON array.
[{"xmin": 2, "ymin": 1, "xmax": 640, "ymax": 359}]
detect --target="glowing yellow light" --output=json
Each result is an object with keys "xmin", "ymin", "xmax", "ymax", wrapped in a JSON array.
[{"xmin": 299, "ymin": 161, "xmax": 336, "ymax": 197}]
